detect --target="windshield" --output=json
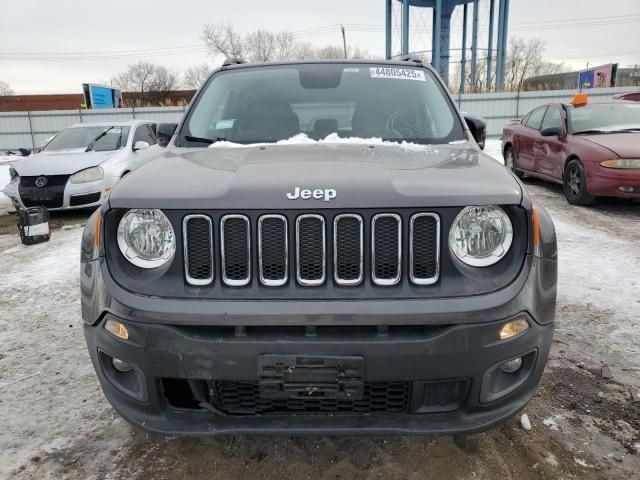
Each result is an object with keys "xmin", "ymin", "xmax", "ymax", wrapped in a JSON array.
[
  {"xmin": 181, "ymin": 63, "xmax": 465, "ymax": 146},
  {"xmin": 568, "ymin": 103, "xmax": 640, "ymax": 133},
  {"xmin": 44, "ymin": 126, "xmax": 130, "ymax": 152}
]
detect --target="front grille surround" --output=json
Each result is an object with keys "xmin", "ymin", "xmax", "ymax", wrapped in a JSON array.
[
  {"xmin": 183, "ymin": 214, "xmax": 214, "ymax": 286},
  {"xmin": 371, "ymin": 213, "xmax": 402, "ymax": 286},
  {"xmin": 409, "ymin": 213, "xmax": 441, "ymax": 285},
  {"xmin": 258, "ymin": 214, "xmax": 289, "ymax": 286},
  {"xmin": 333, "ymin": 214, "xmax": 364, "ymax": 286},
  {"xmin": 296, "ymin": 214, "xmax": 326, "ymax": 286},
  {"xmin": 220, "ymin": 214, "xmax": 251, "ymax": 286}
]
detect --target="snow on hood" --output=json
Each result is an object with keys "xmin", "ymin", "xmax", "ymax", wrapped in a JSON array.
[
  {"xmin": 10, "ymin": 149, "xmax": 116, "ymax": 176},
  {"xmin": 208, "ymin": 133, "xmax": 441, "ymax": 153}
]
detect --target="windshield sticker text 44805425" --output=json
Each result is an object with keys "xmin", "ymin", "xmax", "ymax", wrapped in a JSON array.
[{"xmin": 370, "ymin": 67, "xmax": 426, "ymax": 81}]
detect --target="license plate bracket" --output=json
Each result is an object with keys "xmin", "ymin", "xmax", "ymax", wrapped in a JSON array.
[{"xmin": 258, "ymin": 355, "xmax": 365, "ymax": 401}]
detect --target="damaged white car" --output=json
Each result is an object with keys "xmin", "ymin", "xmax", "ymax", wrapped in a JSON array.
[{"xmin": 3, "ymin": 120, "xmax": 160, "ymax": 211}]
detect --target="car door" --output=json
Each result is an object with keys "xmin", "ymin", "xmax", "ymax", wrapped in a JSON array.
[
  {"xmin": 518, "ymin": 106, "xmax": 548, "ymax": 172},
  {"xmin": 535, "ymin": 105, "xmax": 565, "ymax": 180}
]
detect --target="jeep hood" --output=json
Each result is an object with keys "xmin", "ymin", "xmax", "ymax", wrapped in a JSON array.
[
  {"xmin": 11, "ymin": 149, "xmax": 116, "ymax": 176},
  {"xmin": 109, "ymin": 143, "xmax": 522, "ymax": 209}
]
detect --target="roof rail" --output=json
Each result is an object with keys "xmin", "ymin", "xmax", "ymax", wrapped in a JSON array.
[
  {"xmin": 400, "ymin": 55, "xmax": 423, "ymax": 64},
  {"xmin": 222, "ymin": 57, "xmax": 247, "ymax": 67}
]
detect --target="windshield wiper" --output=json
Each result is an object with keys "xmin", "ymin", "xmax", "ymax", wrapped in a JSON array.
[
  {"xmin": 86, "ymin": 127, "xmax": 114, "ymax": 151},
  {"xmin": 185, "ymin": 135, "xmax": 227, "ymax": 145}
]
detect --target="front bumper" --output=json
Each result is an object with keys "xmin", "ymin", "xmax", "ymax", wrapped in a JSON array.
[
  {"xmin": 587, "ymin": 166, "xmax": 640, "ymax": 198},
  {"xmin": 84, "ymin": 313, "xmax": 553, "ymax": 435},
  {"xmin": 82, "ymin": 251, "xmax": 556, "ymax": 435},
  {"xmin": 4, "ymin": 178, "xmax": 108, "ymax": 211}
]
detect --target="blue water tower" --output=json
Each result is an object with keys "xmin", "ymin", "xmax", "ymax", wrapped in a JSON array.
[{"xmin": 385, "ymin": 0, "xmax": 510, "ymax": 91}]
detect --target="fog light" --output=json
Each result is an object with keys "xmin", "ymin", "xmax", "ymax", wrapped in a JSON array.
[
  {"xmin": 498, "ymin": 318, "xmax": 529, "ymax": 340},
  {"xmin": 105, "ymin": 319, "xmax": 129, "ymax": 340},
  {"xmin": 618, "ymin": 186, "xmax": 638, "ymax": 193},
  {"xmin": 112, "ymin": 358, "xmax": 133, "ymax": 372},
  {"xmin": 500, "ymin": 357, "xmax": 523, "ymax": 373}
]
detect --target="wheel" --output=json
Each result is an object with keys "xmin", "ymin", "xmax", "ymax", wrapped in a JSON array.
[
  {"xmin": 563, "ymin": 159, "xmax": 595, "ymax": 206},
  {"xmin": 504, "ymin": 146, "xmax": 524, "ymax": 179}
]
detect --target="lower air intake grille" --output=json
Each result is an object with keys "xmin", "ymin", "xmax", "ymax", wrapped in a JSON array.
[
  {"xmin": 184, "ymin": 215, "xmax": 213, "ymax": 285},
  {"xmin": 212, "ymin": 381, "xmax": 410, "ymax": 415},
  {"xmin": 414, "ymin": 379, "xmax": 469, "ymax": 413},
  {"xmin": 221, "ymin": 215, "xmax": 250, "ymax": 286}
]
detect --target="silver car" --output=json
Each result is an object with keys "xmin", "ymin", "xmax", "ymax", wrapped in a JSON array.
[{"xmin": 3, "ymin": 120, "xmax": 160, "ymax": 211}]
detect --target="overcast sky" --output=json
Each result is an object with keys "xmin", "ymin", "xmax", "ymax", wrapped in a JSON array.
[{"xmin": 1, "ymin": 0, "xmax": 639, "ymax": 94}]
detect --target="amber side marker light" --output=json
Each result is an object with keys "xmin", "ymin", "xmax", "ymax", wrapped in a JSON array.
[
  {"xmin": 499, "ymin": 318, "xmax": 529, "ymax": 340},
  {"xmin": 105, "ymin": 319, "xmax": 129, "ymax": 340},
  {"xmin": 532, "ymin": 207, "xmax": 541, "ymax": 256},
  {"xmin": 94, "ymin": 209, "xmax": 102, "ymax": 248}
]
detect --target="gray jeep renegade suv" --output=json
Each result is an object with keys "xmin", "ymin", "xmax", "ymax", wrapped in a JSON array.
[{"xmin": 81, "ymin": 59, "xmax": 557, "ymax": 435}]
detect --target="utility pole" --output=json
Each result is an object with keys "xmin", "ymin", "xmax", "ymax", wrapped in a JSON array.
[{"xmin": 341, "ymin": 25, "xmax": 348, "ymax": 59}]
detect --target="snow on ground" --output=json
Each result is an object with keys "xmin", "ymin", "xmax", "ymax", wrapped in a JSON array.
[
  {"xmin": 484, "ymin": 138, "xmax": 504, "ymax": 164},
  {"xmin": 0, "ymin": 164, "xmax": 11, "ymax": 197},
  {"xmin": 0, "ymin": 227, "xmax": 133, "ymax": 479}
]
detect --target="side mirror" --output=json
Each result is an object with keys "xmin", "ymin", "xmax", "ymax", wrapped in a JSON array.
[
  {"xmin": 156, "ymin": 123, "xmax": 178, "ymax": 148},
  {"xmin": 540, "ymin": 127, "xmax": 562, "ymax": 138},
  {"xmin": 133, "ymin": 141, "xmax": 150, "ymax": 151},
  {"xmin": 464, "ymin": 115, "xmax": 487, "ymax": 150}
]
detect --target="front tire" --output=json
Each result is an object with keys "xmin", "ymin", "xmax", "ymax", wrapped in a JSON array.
[
  {"xmin": 504, "ymin": 146, "xmax": 524, "ymax": 179},
  {"xmin": 563, "ymin": 159, "xmax": 595, "ymax": 206}
]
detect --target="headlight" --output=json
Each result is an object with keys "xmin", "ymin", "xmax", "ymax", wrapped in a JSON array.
[
  {"xmin": 600, "ymin": 159, "xmax": 640, "ymax": 169},
  {"xmin": 449, "ymin": 206, "xmax": 513, "ymax": 267},
  {"xmin": 117, "ymin": 209, "xmax": 176, "ymax": 268},
  {"xmin": 70, "ymin": 166, "xmax": 104, "ymax": 183}
]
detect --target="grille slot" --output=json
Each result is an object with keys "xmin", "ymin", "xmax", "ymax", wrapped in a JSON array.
[
  {"xmin": 258, "ymin": 215, "xmax": 288, "ymax": 286},
  {"xmin": 334, "ymin": 214, "xmax": 363, "ymax": 286},
  {"xmin": 371, "ymin": 214, "xmax": 401, "ymax": 285},
  {"xmin": 212, "ymin": 381, "xmax": 410, "ymax": 415},
  {"xmin": 221, "ymin": 215, "xmax": 251, "ymax": 286},
  {"xmin": 183, "ymin": 215, "xmax": 214, "ymax": 285},
  {"xmin": 296, "ymin": 214, "xmax": 326, "ymax": 286},
  {"xmin": 410, "ymin": 213, "xmax": 440, "ymax": 285}
]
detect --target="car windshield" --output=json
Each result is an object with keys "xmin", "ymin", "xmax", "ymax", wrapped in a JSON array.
[
  {"xmin": 44, "ymin": 126, "xmax": 130, "ymax": 152},
  {"xmin": 181, "ymin": 63, "xmax": 465, "ymax": 146},
  {"xmin": 568, "ymin": 103, "xmax": 640, "ymax": 134}
]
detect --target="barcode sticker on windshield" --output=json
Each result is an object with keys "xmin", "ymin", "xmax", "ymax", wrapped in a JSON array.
[{"xmin": 370, "ymin": 67, "xmax": 425, "ymax": 81}]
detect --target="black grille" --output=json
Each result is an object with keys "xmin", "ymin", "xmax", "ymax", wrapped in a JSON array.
[
  {"xmin": 221, "ymin": 216, "xmax": 250, "ymax": 285},
  {"xmin": 415, "ymin": 380, "xmax": 469, "ymax": 413},
  {"xmin": 296, "ymin": 215, "xmax": 325, "ymax": 285},
  {"xmin": 372, "ymin": 214, "xmax": 401, "ymax": 284},
  {"xmin": 411, "ymin": 214, "xmax": 439, "ymax": 284},
  {"xmin": 334, "ymin": 215, "xmax": 363, "ymax": 285},
  {"xmin": 69, "ymin": 192, "xmax": 101, "ymax": 206},
  {"xmin": 212, "ymin": 381, "xmax": 410, "ymax": 415},
  {"xmin": 259, "ymin": 215, "xmax": 288, "ymax": 285},
  {"xmin": 182, "ymin": 211, "xmax": 440, "ymax": 288},
  {"xmin": 184, "ymin": 216, "xmax": 213, "ymax": 284},
  {"xmin": 19, "ymin": 175, "xmax": 70, "ymax": 209}
]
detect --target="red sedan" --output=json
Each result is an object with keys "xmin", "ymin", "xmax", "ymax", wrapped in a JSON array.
[{"xmin": 502, "ymin": 97, "xmax": 640, "ymax": 205}]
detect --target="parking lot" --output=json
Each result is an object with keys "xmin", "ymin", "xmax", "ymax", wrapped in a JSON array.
[{"xmin": 0, "ymin": 146, "xmax": 639, "ymax": 480}]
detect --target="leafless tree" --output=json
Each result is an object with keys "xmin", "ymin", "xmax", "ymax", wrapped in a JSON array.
[
  {"xmin": 202, "ymin": 23, "xmax": 245, "ymax": 59},
  {"xmin": 202, "ymin": 24, "xmax": 373, "ymax": 63},
  {"xmin": 112, "ymin": 62, "xmax": 156, "ymax": 96},
  {"xmin": 112, "ymin": 62, "xmax": 182, "ymax": 105},
  {"xmin": 246, "ymin": 30, "xmax": 276, "ymax": 62},
  {"xmin": 0, "ymin": 80, "xmax": 15, "ymax": 96},
  {"xmin": 184, "ymin": 64, "xmax": 211, "ymax": 89}
]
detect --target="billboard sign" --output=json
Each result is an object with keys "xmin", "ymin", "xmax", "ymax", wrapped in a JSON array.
[
  {"xmin": 577, "ymin": 64, "xmax": 618, "ymax": 90},
  {"xmin": 82, "ymin": 84, "xmax": 122, "ymax": 109}
]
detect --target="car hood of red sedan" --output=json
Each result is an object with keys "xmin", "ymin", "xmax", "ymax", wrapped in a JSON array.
[{"xmin": 577, "ymin": 132, "xmax": 640, "ymax": 158}]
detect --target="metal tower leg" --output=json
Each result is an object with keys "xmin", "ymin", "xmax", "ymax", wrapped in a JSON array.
[
  {"xmin": 460, "ymin": 3, "xmax": 468, "ymax": 94},
  {"xmin": 386, "ymin": 0, "xmax": 392, "ymax": 59},
  {"xmin": 401, "ymin": 0, "xmax": 410, "ymax": 56},
  {"xmin": 470, "ymin": 0, "xmax": 479, "ymax": 91},
  {"xmin": 486, "ymin": 0, "xmax": 495, "ymax": 91}
]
